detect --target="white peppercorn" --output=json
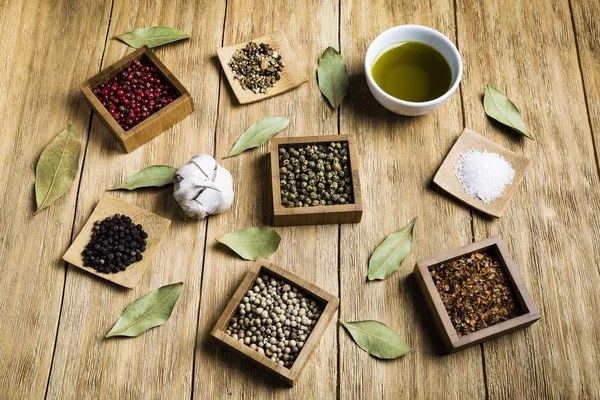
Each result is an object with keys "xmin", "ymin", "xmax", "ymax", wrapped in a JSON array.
[{"xmin": 225, "ymin": 272, "xmax": 325, "ymax": 368}]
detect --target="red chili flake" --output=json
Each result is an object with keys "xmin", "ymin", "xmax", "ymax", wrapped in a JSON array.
[{"xmin": 429, "ymin": 251, "xmax": 521, "ymax": 337}]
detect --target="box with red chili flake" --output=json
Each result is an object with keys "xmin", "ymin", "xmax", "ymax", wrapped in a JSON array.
[
  {"xmin": 80, "ymin": 46, "xmax": 193, "ymax": 153},
  {"xmin": 414, "ymin": 235, "xmax": 540, "ymax": 353}
]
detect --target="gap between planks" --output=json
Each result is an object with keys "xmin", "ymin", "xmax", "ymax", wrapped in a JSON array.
[
  {"xmin": 189, "ymin": 0, "xmax": 229, "ymax": 399},
  {"xmin": 450, "ymin": 0, "xmax": 489, "ymax": 397},
  {"xmin": 567, "ymin": 0, "xmax": 600, "ymax": 182},
  {"xmin": 43, "ymin": 0, "xmax": 116, "ymax": 398}
]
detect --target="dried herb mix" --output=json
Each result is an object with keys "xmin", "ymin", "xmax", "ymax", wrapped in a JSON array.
[
  {"xmin": 228, "ymin": 42, "xmax": 284, "ymax": 94},
  {"xmin": 226, "ymin": 272, "xmax": 324, "ymax": 368},
  {"xmin": 278, "ymin": 142, "xmax": 353, "ymax": 207},
  {"xmin": 82, "ymin": 214, "xmax": 148, "ymax": 274},
  {"xmin": 429, "ymin": 251, "xmax": 520, "ymax": 337}
]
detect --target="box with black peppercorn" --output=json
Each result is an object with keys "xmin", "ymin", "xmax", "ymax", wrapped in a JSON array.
[
  {"xmin": 63, "ymin": 194, "xmax": 171, "ymax": 289},
  {"xmin": 269, "ymin": 134, "xmax": 362, "ymax": 226},
  {"xmin": 211, "ymin": 259, "xmax": 339, "ymax": 386}
]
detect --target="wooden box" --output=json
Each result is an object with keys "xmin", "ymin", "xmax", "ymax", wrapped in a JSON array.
[
  {"xmin": 80, "ymin": 46, "xmax": 194, "ymax": 153},
  {"xmin": 269, "ymin": 134, "xmax": 362, "ymax": 226},
  {"xmin": 413, "ymin": 235, "xmax": 540, "ymax": 353},
  {"xmin": 211, "ymin": 258, "xmax": 339, "ymax": 386}
]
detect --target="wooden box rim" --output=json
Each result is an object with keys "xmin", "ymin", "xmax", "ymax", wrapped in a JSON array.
[
  {"xmin": 269, "ymin": 134, "xmax": 363, "ymax": 222},
  {"xmin": 414, "ymin": 235, "xmax": 540, "ymax": 353},
  {"xmin": 80, "ymin": 46, "xmax": 193, "ymax": 151},
  {"xmin": 211, "ymin": 258, "xmax": 339, "ymax": 386}
]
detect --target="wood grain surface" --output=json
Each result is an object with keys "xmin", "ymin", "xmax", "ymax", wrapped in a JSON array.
[{"xmin": 1, "ymin": 0, "xmax": 599, "ymax": 398}]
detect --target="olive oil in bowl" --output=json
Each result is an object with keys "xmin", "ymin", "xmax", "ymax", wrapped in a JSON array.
[{"xmin": 371, "ymin": 41, "xmax": 452, "ymax": 103}]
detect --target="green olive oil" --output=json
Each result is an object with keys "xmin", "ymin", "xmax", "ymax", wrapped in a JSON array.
[{"xmin": 371, "ymin": 41, "xmax": 452, "ymax": 102}]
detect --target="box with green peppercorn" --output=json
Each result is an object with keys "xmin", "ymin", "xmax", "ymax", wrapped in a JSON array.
[
  {"xmin": 211, "ymin": 258, "xmax": 339, "ymax": 386},
  {"xmin": 269, "ymin": 134, "xmax": 362, "ymax": 226}
]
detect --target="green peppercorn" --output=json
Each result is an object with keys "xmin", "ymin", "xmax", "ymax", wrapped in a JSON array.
[{"xmin": 278, "ymin": 143, "xmax": 354, "ymax": 208}]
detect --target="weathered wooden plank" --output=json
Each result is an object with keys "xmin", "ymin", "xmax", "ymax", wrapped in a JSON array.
[
  {"xmin": 192, "ymin": 0, "xmax": 340, "ymax": 398},
  {"xmin": 0, "ymin": 0, "xmax": 112, "ymax": 397},
  {"xmin": 571, "ymin": 0, "xmax": 600, "ymax": 168},
  {"xmin": 338, "ymin": 1, "xmax": 486, "ymax": 399},
  {"xmin": 45, "ymin": 0, "xmax": 225, "ymax": 398},
  {"xmin": 457, "ymin": 0, "xmax": 600, "ymax": 397}
]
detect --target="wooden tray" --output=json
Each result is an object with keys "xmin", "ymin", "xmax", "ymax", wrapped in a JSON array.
[
  {"xmin": 211, "ymin": 258, "xmax": 339, "ymax": 386},
  {"xmin": 433, "ymin": 128, "xmax": 531, "ymax": 217},
  {"xmin": 63, "ymin": 194, "xmax": 171, "ymax": 289},
  {"xmin": 80, "ymin": 46, "xmax": 194, "ymax": 153},
  {"xmin": 269, "ymin": 134, "xmax": 363, "ymax": 226},
  {"xmin": 217, "ymin": 31, "xmax": 308, "ymax": 104},
  {"xmin": 413, "ymin": 235, "xmax": 540, "ymax": 353}
]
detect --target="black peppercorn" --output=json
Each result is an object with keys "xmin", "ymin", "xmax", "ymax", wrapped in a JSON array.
[{"xmin": 81, "ymin": 213, "xmax": 148, "ymax": 274}]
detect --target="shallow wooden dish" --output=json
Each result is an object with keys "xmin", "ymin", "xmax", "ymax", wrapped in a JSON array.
[
  {"xmin": 63, "ymin": 193, "xmax": 171, "ymax": 289},
  {"xmin": 80, "ymin": 46, "xmax": 194, "ymax": 153},
  {"xmin": 269, "ymin": 134, "xmax": 362, "ymax": 226},
  {"xmin": 211, "ymin": 258, "xmax": 339, "ymax": 386},
  {"xmin": 413, "ymin": 235, "xmax": 540, "ymax": 353},
  {"xmin": 433, "ymin": 128, "xmax": 531, "ymax": 217},
  {"xmin": 217, "ymin": 31, "xmax": 308, "ymax": 104}
]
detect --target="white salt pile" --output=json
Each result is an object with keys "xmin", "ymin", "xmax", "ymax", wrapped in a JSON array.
[{"xmin": 455, "ymin": 150, "xmax": 515, "ymax": 203}]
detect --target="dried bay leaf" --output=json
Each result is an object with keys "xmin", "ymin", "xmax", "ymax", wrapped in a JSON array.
[
  {"xmin": 106, "ymin": 282, "xmax": 183, "ymax": 338},
  {"xmin": 110, "ymin": 165, "xmax": 176, "ymax": 191},
  {"xmin": 34, "ymin": 125, "xmax": 81, "ymax": 214},
  {"xmin": 317, "ymin": 47, "xmax": 349, "ymax": 108},
  {"xmin": 117, "ymin": 26, "xmax": 190, "ymax": 49},
  {"xmin": 226, "ymin": 117, "xmax": 289, "ymax": 158},
  {"xmin": 368, "ymin": 217, "xmax": 417, "ymax": 281},
  {"xmin": 342, "ymin": 320, "xmax": 411, "ymax": 359},
  {"xmin": 216, "ymin": 228, "xmax": 281, "ymax": 261},
  {"xmin": 484, "ymin": 85, "xmax": 533, "ymax": 140}
]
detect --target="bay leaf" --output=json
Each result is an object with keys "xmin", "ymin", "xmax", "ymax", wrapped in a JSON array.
[
  {"xmin": 110, "ymin": 165, "xmax": 176, "ymax": 191},
  {"xmin": 34, "ymin": 125, "xmax": 81, "ymax": 214},
  {"xmin": 226, "ymin": 117, "xmax": 289, "ymax": 158},
  {"xmin": 106, "ymin": 282, "xmax": 183, "ymax": 338},
  {"xmin": 117, "ymin": 26, "xmax": 190, "ymax": 49},
  {"xmin": 342, "ymin": 320, "xmax": 412, "ymax": 359},
  {"xmin": 484, "ymin": 85, "xmax": 533, "ymax": 140},
  {"xmin": 317, "ymin": 47, "xmax": 349, "ymax": 108},
  {"xmin": 367, "ymin": 217, "xmax": 417, "ymax": 281},
  {"xmin": 216, "ymin": 227, "xmax": 281, "ymax": 261}
]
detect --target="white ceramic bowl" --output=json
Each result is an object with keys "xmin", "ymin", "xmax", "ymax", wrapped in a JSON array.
[{"xmin": 365, "ymin": 25, "xmax": 462, "ymax": 116}]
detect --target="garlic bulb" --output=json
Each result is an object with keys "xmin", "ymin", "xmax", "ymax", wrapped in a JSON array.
[{"xmin": 173, "ymin": 154, "xmax": 234, "ymax": 219}]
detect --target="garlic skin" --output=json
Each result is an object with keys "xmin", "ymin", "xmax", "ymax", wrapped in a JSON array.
[{"xmin": 173, "ymin": 154, "xmax": 234, "ymax": 219}]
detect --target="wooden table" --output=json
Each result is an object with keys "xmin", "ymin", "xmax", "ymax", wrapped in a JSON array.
[{"xmin": 1, "ymin": 0, "xmax": 599, "ymax": 398}]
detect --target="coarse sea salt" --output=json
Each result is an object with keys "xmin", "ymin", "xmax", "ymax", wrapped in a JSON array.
[{"xmin": 455, "ymin": 150, "xmax": 515, "ymax": 203}]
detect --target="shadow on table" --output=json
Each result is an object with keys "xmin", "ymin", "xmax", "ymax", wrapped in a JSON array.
[{"xmin": 402, "ymin": 273, "xmax": 448, "ymax": 356}]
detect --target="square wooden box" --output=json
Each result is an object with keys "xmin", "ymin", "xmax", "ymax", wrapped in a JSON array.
[
  {"xmin": 269, "ymin": 134, "xmax": 363, "ymax": 226},
  {"xmin": 413, "ymin": 235, "xmax": 540, "ymax": 353},
  {"xmin": 80, "ymin": 46, "xmax": 194, "ymax": 153},
  {"xmin": 63, "ymin": 193, "xmax": 171, "ymax": 289},
  {"xmin": 211, "ymin": 258, "xmax": 339, "ymax": 386}
]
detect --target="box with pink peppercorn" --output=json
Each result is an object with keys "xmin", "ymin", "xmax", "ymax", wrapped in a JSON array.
[{"xmin": 80, "ymin": 45, "xmax": 193, "ymax": 153}]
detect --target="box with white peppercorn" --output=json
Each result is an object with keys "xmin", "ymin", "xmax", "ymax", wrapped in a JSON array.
[{"xmin": 211, "ymin": 258, "xmax": 339, "ymax": 386}]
